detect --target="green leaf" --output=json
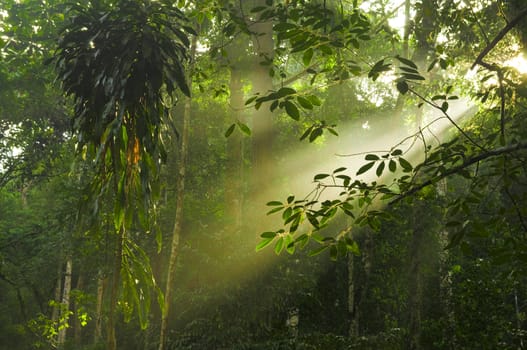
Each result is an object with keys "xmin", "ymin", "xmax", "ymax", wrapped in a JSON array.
[
  {"xmin": 427, "ymin": 58, "xmax": 438, "ymax": 72},
  {"xmin": 398, "ymin": 157, "xmax": 413, "ymax": 172},
  {"xmin": 237, "ymin": 122, "xmax": 251, "ymax": 136},
  {"xmin": 333, "ymin": 167, "xmax": 347, "ymax": 173},
  {"xmin": 356, "ymin": 161, "xmax": 375, "ymax": 175},
  {"xmin": 365, "ymin": 154, "xmax": 380, "ymax": 161},
  {"xmin": 329, "ymin": 245, "xmax": 338, "ymax": 260},
  {"xmin": 267, "ymin": 201, "xmax": 283, "ymax": 206},
  {"xmin": 224, "ymin": 123, "xmax": 235, "ymax": 137},
  {"xmin": 395, "ymin": 55, "xmax": 418, "ymax": 69},
  {"xmin": 300, "ymin": 126, "xmax": 313, "ymax": 141},
  {"xmin": 388, "ymin": 159, "xmax": 396, "ymax": 172},
  {"xmin": 309, "ymin": 128, "xmax": 323, "ymax": 142},
  {"xmin": 396, "ymin": 80, "xmax": 408, "ymax": 94},
  {"xmin": 303, "ymin": 48, "xmax": 314, "ymax": 66},
  {"xmin": 273, "ymin": 22, "xmax": 297, "ymax": 31},
  {"xmin": 245, "ymin": 95, "xmax": 258, "ymax": 105},
  {"xmin": 274, "ymin": 237, "xmax": 284, "ymax": 254},
  {"xmin": 256, "ymin": 237, "xmax": 274, "ymax": 252},
  {"xmin": 285, "ymin": 235, "xmax": 295, "ymax": 254},
  {"xmin": 276, "ymin": 87, "xmax": 296, "ymax": 97},
  {"xmin": 308, "ymin": 245, "xmax": 329, "ymax": 257},
  {"xmin": 261, "ymin": 231, "xmax": 277, "ymax": 238},
  {"xmin": 308, "ymin": 94, "xmax": 322, "ymax": 106},
  {"xmin": 267, "ymin": 206, "xmax": 284, "ymax": 215},
  {"xmin": 284, "ymin": 100, "xmax": 300, "ymax": 120},
  {"xmin": 376, "ymin": 161, "xmax": 385, "ymax": 177},
  {"xmin": 295, "ymin": 234, "xmax": 310, "ymax": 249},
  {"xmin": 297, "ymin": 96, "xmax": 313, "ymax": 109},
  {"xmin": 401, "ymin": 73, "xmax": 425, "ymax": 81},
  {"xmin": 314, "ymin": 173, "xmax": 330, "ymax": 181}
]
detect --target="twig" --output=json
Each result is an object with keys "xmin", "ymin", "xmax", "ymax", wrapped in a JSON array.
[
  {"xmin": 409, "ymin": 87, "xmax": 486, "ymax": 152},
  {"xmin": 390, "ymin": 142, "xmax": 527, "ymax": 205}
]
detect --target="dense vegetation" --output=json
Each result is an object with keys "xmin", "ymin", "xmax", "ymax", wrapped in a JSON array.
[{"xmin": 1, "ymin": 0, "xmax": 527, "ymax": 349}]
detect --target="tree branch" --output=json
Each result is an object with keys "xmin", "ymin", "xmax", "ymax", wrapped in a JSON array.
[
  {"xmin": 390, "ymin": 142, "xmax": 527, "ymax": 205},
  {"xmin": 471, "ymin": 7, "xmax": 527, "ymax": 70}
]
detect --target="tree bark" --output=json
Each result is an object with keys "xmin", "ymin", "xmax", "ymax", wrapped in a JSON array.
[
  {"xmin": 348, "ymin": 253, "xmax": 358, "ymax": 337},
  {"xmin": 51, "ymin": 260, "xmax": 63, "ymax": 327},
  {"xmin": 93, "ymin": 272, "xmax": 105, "ymax": 344},
  {"xmin": 57, "ymin": 258, "xmax": 72, "ymax": 348}
]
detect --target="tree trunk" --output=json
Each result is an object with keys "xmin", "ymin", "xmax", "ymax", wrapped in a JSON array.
[
  {"xmin": 57, "ymin": 258, "xmax": 72, "ymax": 348},
  {"xmin": 107, "ymin": 228, "xmax": 124, "ymax": 350},
  {"xmin": 249, "ymin": 0, "xmax": 276, "ymax": 194},
  {"xmin": 158, "ymin": 34, "xmax": 197, "ymax": 350},
  {"xmin": 408, "ymin": 227, "xmax": 423, "ymax": 350},
  {"xmin": 74, "ymin": 273, "xmax": 84, "ymax": 346},
  {"xmin": 93, "ymin": 273, "xmax": 105, "ymax": 344},
  {"xmin": 348, "ymin": 253, "xmax": 358, "ymax": 337},
  {"xmin": 225, "ymin": 66, "xmax": 245, "ymax": 231},
  {"xmin": 51, "ymin": 260, "xmax": 63, "ymax": 326}
]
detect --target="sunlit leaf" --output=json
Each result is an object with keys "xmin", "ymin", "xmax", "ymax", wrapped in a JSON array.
[
  {"xmin": 297, "ymin": 96, "xmax": 313, "ymax": 109},
  {"xmin": 303, "ymin": 48, "xmax": 314, "ymax": 66},
  {"xmin": 256, "ymin": 237, "xmax": 274, "ymax": 252},
  {"xmin": 274, "ymin": 237, "xmax": 284, "ymax": 254}
]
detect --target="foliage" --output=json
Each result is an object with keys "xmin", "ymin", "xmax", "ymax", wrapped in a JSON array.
[{"xmin": 3, "ymin": 0, "xmax": 527, "ymax": 349}]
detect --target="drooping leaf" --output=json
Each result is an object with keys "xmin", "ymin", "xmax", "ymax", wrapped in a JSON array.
[
  {"xmin": 284, "ymin": 100, "xmax": 300, "ymax": 120},
  {"xmin": 237, "ymin": 121, "xmax": 251, "ymax": 136},
  {"xmin": 376, "ymin": 161, "xmax": 385, "ymax": 177}
]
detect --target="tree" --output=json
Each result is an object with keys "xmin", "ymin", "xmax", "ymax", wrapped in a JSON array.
[{"xmin": 51, "ymin": 1, "xmax": 194, "ymax": 349}]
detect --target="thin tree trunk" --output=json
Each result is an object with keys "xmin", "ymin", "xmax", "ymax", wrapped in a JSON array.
[
  {"xmin": 348, "ymin": 253, "xmax": 358, "ymax": 337},
  {"xmin": 225, "ymin": 66, "xmax": 245, "ymax": 230},
  {"xmin": 93, "ymin": 273, "xmax": 105, "ymax": 344},
  {"xmin": 57, "ymin": 258, "xmax": 72, "ymax": 348},
  {"xmin": 158, "ymin": 34, "xmax": 197, "ymax": 350},
  {"xmin": 107, "ymin": 226, "xmax": 124, "ymax": 350},
  {"xmin": 249, "ymin": 0, "xmax": 275, "ymax": 193},
  {"xmin": 74, "ymin": 273, "xmax": 84, "ymax": 346},
  {"xmin": 51, "ymin": 260, "xmax": 63, "ymax": 326}
]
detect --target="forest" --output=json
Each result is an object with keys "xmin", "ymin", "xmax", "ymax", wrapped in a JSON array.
[{"xmin": 1, "ymin": 0, "xmax": 527, "ymax": 349}]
